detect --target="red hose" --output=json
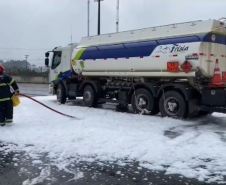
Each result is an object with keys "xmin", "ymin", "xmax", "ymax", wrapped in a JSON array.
[{"xmin": 18, "ymin": 93, "xmax": 80, "ymax": 120}]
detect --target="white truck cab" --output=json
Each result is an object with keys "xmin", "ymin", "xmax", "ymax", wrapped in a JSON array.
[{"xmin": 45, "ymin": 43, "xmax": 78, "ymax": 94}]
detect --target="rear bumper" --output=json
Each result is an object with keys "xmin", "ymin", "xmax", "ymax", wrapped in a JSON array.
[
  {"xmin": 201, "ymin": 88, "xmax": 226, "ymax": 107},
  {"xmin": 198, "ymin": 106, "xmax": 226, "ymax": 113},
  {"xmin": 198, "ymin": 88, "xmax": 226, "ymax": 113}
]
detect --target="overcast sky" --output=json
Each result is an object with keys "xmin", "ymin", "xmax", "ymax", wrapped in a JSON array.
[{"xmin": 0, "ymin": 0, "xmax": 226, "ymax": 66}]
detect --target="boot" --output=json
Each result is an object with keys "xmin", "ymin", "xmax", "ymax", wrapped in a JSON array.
[
  {"xmin": 0, "ymin": 122, "xmax": 6, "ymax": 126},
  {"xmin": 5, "ymin": 119, "xmax": 13, "ymax": 124}
]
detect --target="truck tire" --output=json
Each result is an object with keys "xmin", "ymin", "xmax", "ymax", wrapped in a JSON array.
[
  {"xmin": 83, "ymin": 85, "xmax": 97, "ymax": 107},
  {"xmin": 131, "ymin": 88, "xmax": 158, "ymax": 115},
  {"xmin": 57, "ymin": 83, "xmax": 66, "ymax": 104},
  {"xmin": 159, "ymin": 91, "xmax": 186, "ymax": 118}
]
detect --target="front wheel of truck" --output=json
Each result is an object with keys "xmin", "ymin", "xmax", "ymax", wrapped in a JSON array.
[{"xmin": 57, "ymin": 83, "xmax": 67, "ymax": 104}]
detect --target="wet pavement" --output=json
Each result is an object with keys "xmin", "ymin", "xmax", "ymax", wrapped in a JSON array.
[
  {"xmin": 0, "ymin": 83, "xmax": 224, "ymax": 185},
  {"xmin": 0, "ymin": 145, "xmax": 219, "ymax": 185}
]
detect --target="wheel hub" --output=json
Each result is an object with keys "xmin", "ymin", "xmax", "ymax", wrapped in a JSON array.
[
  {"xmin": 164, "ymin": 97, "xmax": 180, "ymax": 116},
  {"xmin": 84, "ymin": 91, "xmax": 91, "ymax": 102},
  {"xmin": 138, "ymin": 97, "xmax": 146, "ymax": 107},
  {"xmin": 136, "ymin": 95, "xmax": 148, "ymax": 110},
  {"xmin": 167, "ymin": 102, "xmax": 177, "ymax": 112}
]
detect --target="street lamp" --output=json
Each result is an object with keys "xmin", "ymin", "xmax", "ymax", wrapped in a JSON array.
[
  {"xmin": 116, "ymin": 0, "xmax": 119, "ymax": 32},
  {"xmin": 94, "ymin": 0, "xmax": 104, "ymax": 35},
  {"xmin": 25, "ymin": 55, "xmax": 29, "ymax": 71},
  {"xmin": 87, "ymin": 0, "xmax": 90, "ymax": 36}
]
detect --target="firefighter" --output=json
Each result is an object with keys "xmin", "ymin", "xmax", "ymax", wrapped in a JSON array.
[{"xmin": 0, "ymin": 65, "xmax": 19, "ymax": 126}]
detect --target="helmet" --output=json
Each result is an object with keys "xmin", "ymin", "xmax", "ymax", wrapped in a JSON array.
[{"xmin": 0, "ymin": 65, "xmax": 4, "ymax": 74}]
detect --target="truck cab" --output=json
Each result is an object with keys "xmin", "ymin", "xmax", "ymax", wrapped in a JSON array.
[{"xmin": 45, "ymin": 43, "xmax": 78, "ymax": 95}]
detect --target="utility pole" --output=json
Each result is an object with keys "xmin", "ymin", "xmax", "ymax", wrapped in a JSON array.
[
  {"xmin": 25, "ymin": 55, "xmax": 29, "ymax": 71},
  {"xmin": 87, "ymin": 0, "xmax": 90, "ymax": 36},
  {"xmin": 94, "ymin": 0, "xmax": 103, "ymax": 35},
  {"xmin": 116, "ymin": 0, "xmax": 119, "ymax": 32}
]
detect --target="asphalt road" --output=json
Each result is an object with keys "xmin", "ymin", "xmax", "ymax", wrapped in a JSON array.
[
  {"xmin": 18, "ymin": 83, "xmax": 49, "ymax": 96},
  {"xmin": 0, "ymin": 83, "xmax": 222, "ymax": 185},
  {"xmin": 0, "ymin": 147, "xmax": 218, "ymax": 185}
]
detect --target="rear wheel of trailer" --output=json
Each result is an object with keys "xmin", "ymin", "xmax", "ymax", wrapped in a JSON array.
[
  {"xmin": 159, "ymin": 91, "xmax": 187, "ymax": 118},
  {"xmin": 131, "ymin": 88, "xmax": 159, "ymax": 115}
]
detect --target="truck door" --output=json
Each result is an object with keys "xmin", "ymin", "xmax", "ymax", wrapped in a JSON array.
[{"xmin": 49, "ymin": 51, "xmax": 62, "ymax": 83}]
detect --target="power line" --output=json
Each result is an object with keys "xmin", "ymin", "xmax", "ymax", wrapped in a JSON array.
[
  {"xmin": 0, "ymin": 58, "xmax": 45, "ymax": 61},
  {"xmin": 0, "ymin": 47, "xmax": 50, "ymax": 50}
]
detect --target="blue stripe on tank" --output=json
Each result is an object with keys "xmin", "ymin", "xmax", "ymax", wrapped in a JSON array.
[{"xmin": 79, "ymin": 33, "xmax": 226, "ymax": 60}]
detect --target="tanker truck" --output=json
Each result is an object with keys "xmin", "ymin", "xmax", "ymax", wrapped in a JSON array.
[{"xmin": 45, "ymin": 18, "xmax": 226, "ymax": 118}]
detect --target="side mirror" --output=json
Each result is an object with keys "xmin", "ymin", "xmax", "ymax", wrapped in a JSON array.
[
  {"xmin": 45, "ymin": 58, "xmax": 49, "ymax": 66},
  {"xmin": 45, "ymin": 52, "xmax": 50, "ymax": 57}
]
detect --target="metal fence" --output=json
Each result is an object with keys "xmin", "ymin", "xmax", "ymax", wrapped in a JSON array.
[{"xmin": 5, "ymin": 67, "xmax": 49, "ymax": 78}]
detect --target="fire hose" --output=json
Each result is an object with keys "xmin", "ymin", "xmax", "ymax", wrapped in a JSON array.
[{"xmin": 18, "ymin": 93, "xmax": 80, "ymax": 120}]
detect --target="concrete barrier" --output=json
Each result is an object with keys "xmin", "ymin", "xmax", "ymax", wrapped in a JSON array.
[{"xmin": 12, "ymin": 76, "xmax": 49, "ymax": 84}]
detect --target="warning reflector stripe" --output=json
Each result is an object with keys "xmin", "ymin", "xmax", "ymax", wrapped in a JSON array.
[
  {"xmin": 84, "ymin": 53, "xmax": 226, "ymax": 61},
  {"xmin": 83, "ymin": 53, "xmax": 226, "ymax": 61}
]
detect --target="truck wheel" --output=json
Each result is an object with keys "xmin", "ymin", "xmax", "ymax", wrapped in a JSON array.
[
  {"xmin": 131, "ymin": 88, "xmax": 157, "ymax": 115},
  {"xmin": 57, "ymin": 83, "xmax": 66, "ymax": 104},
  {"xmin": 159, "ymin": 91, "xmax": 186, "ymax": 118},
  {"xmin": 83, "ymin": 85, "xmax": 97, "ymax": 107}
]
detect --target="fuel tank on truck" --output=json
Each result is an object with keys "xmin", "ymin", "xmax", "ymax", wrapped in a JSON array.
[{"xmin": 71, "ymin": 19, "xmax": 226, "ymax": 80}]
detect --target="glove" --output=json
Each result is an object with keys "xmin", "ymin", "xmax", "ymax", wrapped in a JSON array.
[{"xmin": 14, "ymin": 91, "xmax": 20, "ymax": 96}]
